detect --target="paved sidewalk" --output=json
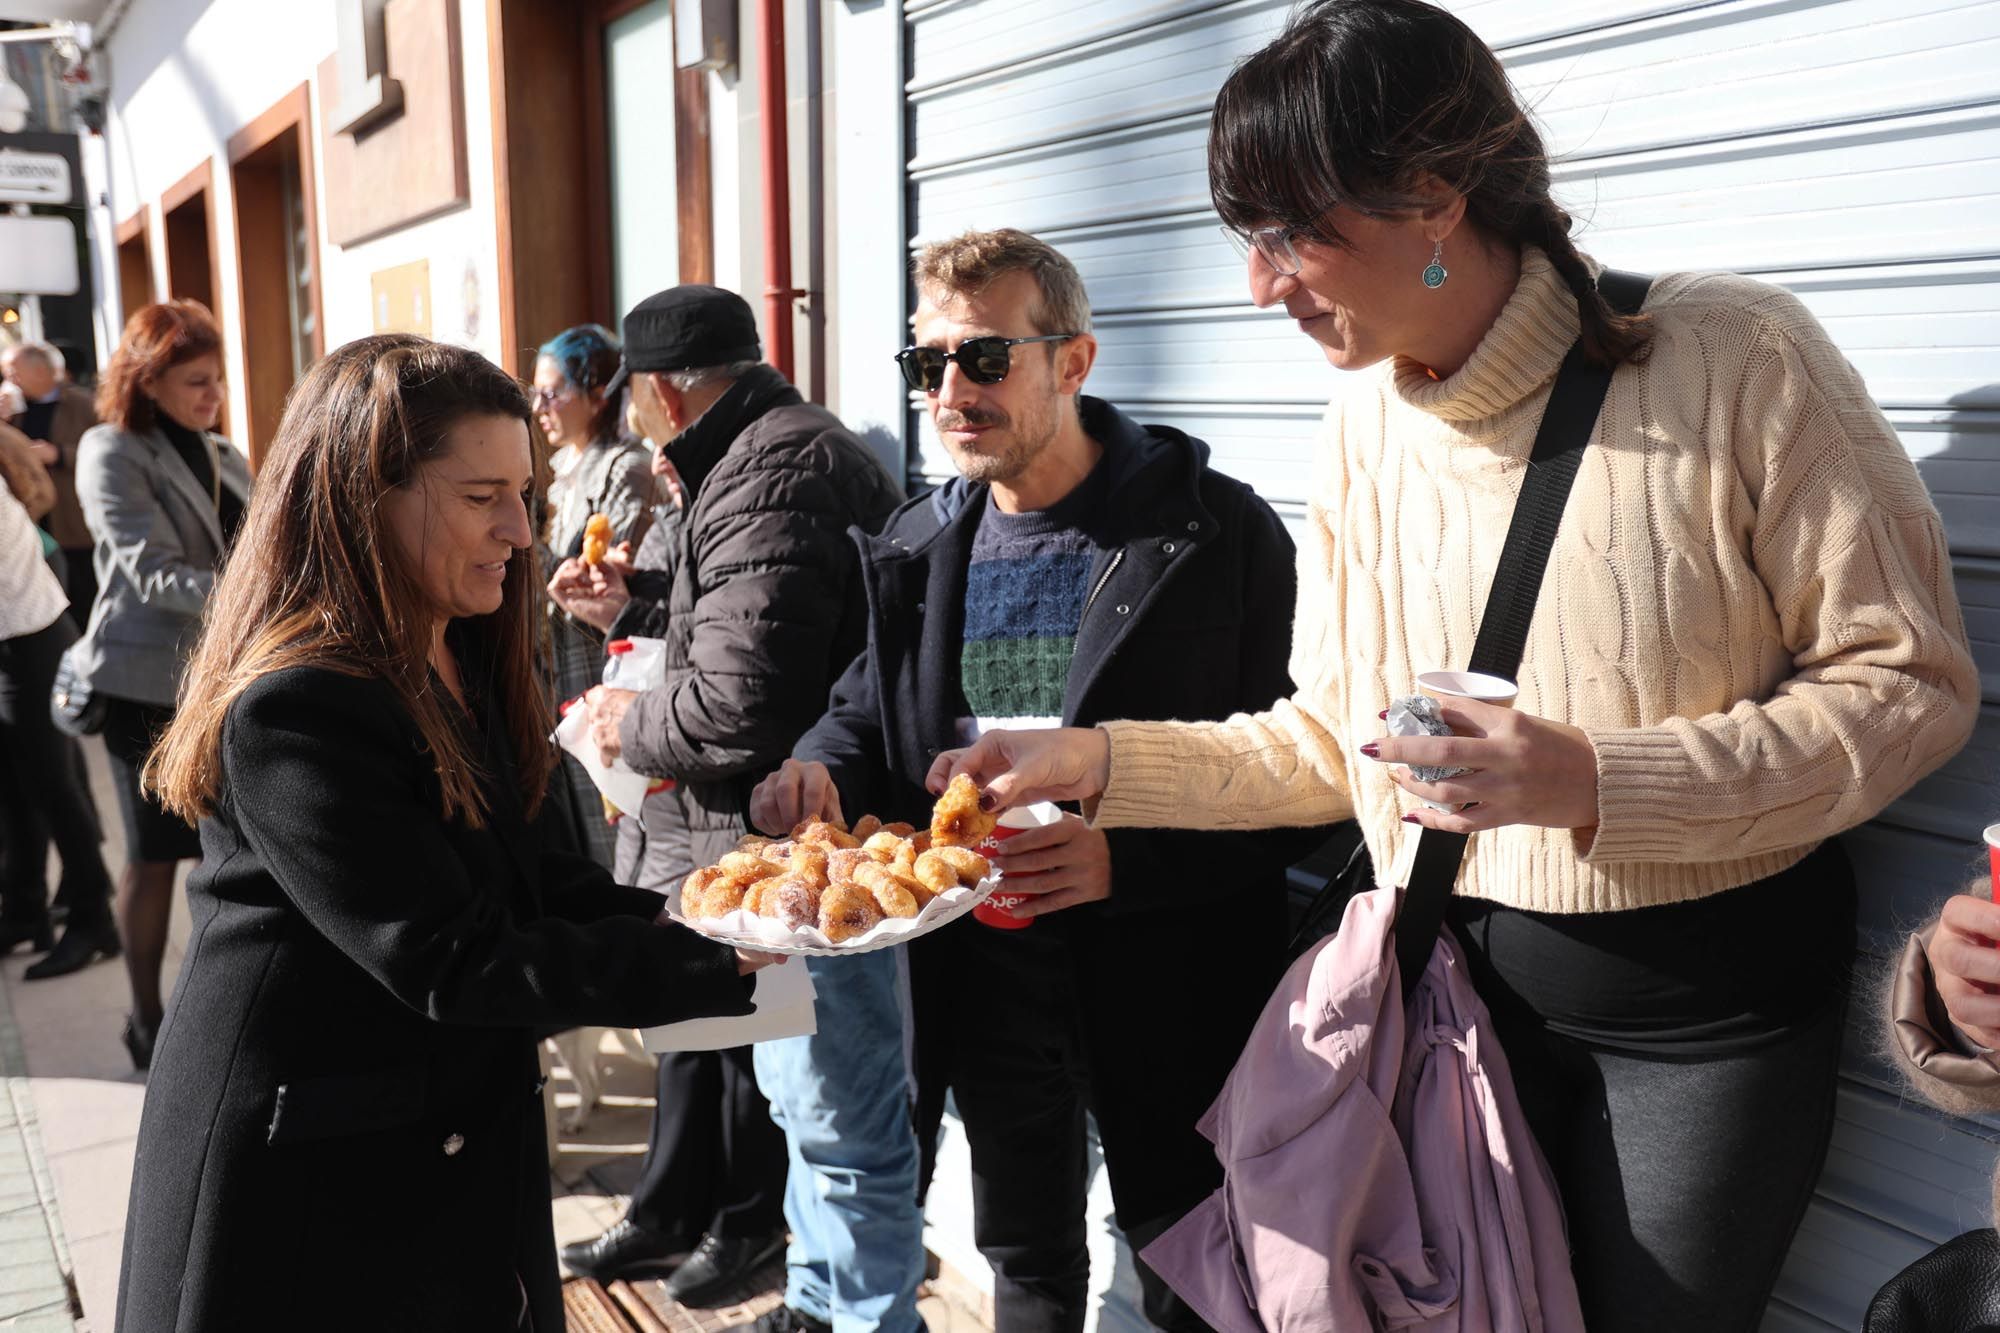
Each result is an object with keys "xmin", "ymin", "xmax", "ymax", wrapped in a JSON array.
[{"xmin": 0, "ymin": 974, "xmax": 80, "ymax": 1332}]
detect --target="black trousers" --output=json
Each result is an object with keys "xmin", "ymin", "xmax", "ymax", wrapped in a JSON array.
[
  {"xmin": 0, "ymin": 615, "xmax": 112, "ymax": 927},
  {"xmin": 913, "ymin": 901, "xmax": 1284, "ymax": 1333},
  {"xmin": 1448, "ymin": 842, "xmax": 1858, "ymax": 1333},
  {"xmin": 625, "ymin": 1044, "xmax": 788, "ymax": 1244}
]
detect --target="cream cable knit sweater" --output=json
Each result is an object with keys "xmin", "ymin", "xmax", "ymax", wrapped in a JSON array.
[{"xmin": 1096, "ymin": 249, "xmax": 1979, "ymax": 915}]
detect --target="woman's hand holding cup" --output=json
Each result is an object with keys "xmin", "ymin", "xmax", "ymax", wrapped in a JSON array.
[
  {"xmin": 925, "ymin": 726, "xmax": 1113, "ymax": 812},
  {"xmin": 1368, "ymin": 696, "xmax": 1601, "ymax": 838}
]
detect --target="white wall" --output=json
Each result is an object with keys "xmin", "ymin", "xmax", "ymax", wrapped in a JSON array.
[{"xmin": 87, "ymin": 0, "xmax": 506, "ymax": 444}]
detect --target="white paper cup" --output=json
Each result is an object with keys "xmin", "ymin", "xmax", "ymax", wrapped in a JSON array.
[{"xmin": 1415, "ymin": 670, "xmax": 1519, "ymax": 709}]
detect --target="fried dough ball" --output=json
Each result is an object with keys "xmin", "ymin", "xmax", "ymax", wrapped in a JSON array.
[
  {"xmin": 699, "ymin": 877, "xmax": 752, "ymax": 917},
  {"xmin": 788, "ymin": 843, "xmax": 831, "ymax": 890},
  {"xmin": 881, "ymin": 822, "xmax": 916, "ymax": 839},
  {"xmin": 910, "ymin": 831, "xmax": 932, "ymax": 855},
  {"xmin": 850, "ymin": 814, "xmax": 883, "ymax": 841},
  {"xmin": 582, "ymin": 512, "xmax": 614, "ymax": 565},
  {"xmin": 921, "ymin": 844, "xmax": 991, "ymax": 887},
  {"xmin": 743, "ymin": 879, "xmax": 779, "ymax": 917},
  {"xmin": 736, "ymin": 834, "xmax": 776, "ymax": 855},
  {"xmin": 912, "ymin": 851, "xmax": 961, "ymax": 900},
  {"xmin": 861, "ymin": 831, "xmax": 905, "ymax": 862},
  {"xmin": 795, "ymin": 818, "xmax": 860, "ymax": 851},
  {"xmin": 852, "ymin": 862, "xmax": 923, "ymax": 918},
  {"xmin": 768, "ymin": 875, "xmax": 823, "ymax": 932},
  {"xmin": 681, "ymin": 866, "xmax": 730, "ymax": 917},
  {"xmin": 827, "ymin": 847, "xmax": 870, "ymax": 884},
  {"xmin": 930, "ymin": 773, "xmax": 997, "ymax": 848},
  {"xmin": 717, "ymin": 851, "xmax": 783, "ymax": 883},
  {"xmin": 820, "ymin": 883, "xmax": 884, "ymax": 942}
]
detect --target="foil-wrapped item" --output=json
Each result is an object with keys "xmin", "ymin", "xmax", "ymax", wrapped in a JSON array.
[{"xmin": 1384, "ymin": 694, "xmax": 1466, "ymax": 784}]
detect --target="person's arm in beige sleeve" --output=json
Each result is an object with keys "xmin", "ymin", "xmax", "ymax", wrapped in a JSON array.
[
  {"xmin": 1582, "ymin": 308, "xmax": 1980, "ymax": 863},
  {"xmin": 1886, "ymin": 878, "xmax": 2000, "ymax": 1118}
]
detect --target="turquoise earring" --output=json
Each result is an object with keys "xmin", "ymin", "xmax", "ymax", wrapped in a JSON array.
[{"xmin": 1422, "ymin": 240, "xmax": 1448, "ymax": 289}]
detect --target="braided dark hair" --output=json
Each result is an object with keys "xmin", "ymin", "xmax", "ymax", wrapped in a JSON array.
[{"xmin": 1208, "ymin": 0, "xmax": 1650, "ymax": 367}]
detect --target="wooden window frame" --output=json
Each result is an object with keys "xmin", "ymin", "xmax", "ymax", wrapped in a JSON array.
[
  {"xmin": 114, "ymin": 204, "xmax": 154, "ymax": 327},
  {"xmin": 159, "ymin": 158, "xmax": 222, "ymax": 316}
]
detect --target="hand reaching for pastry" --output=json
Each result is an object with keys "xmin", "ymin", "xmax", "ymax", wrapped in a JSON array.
[{"xmin": 750, "ymin": 758, "xmax": 846, "ymax": 836}]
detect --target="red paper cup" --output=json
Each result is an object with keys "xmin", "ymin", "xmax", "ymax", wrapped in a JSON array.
[
  {"xmin": 971, "ymin": 804, "xmax": 1064, "ymax": 929},
  {"xmin": 1985, "ymin": 823, "xmax": 2000, "ymax": 899}
]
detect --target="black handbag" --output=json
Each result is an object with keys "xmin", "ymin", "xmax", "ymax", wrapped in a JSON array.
[
  {"xmin": 1864, "ymin": 1228, "xmax": 2000, "ymax": 1332},
  {"xmin": 50, "ymin": 642, "xmax": 106, "ymax": 738},
  {"xmin": 1284, "ymin": 269, "xmax": 1653, "ymax": 984}
]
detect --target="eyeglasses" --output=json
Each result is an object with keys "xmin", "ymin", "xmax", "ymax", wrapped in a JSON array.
[
  {"xmin": 894, "ymin": 334, "xmax": 1078, "ymax": 394},
  {"xmin": 1221, "ymin": 225, "xmax": 1308, "ymax": 277},
  {"xmin": 533, "ymin": 383, "xmax": 577, "ymax": 409}
]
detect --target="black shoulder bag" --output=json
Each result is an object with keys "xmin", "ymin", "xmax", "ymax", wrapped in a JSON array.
[{"xmin": 1286, "ymin": 270, "xmax": 1654, "ymax": 982}]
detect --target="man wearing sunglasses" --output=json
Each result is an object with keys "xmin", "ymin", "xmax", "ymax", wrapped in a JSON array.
[{"xmin": 751, "ymin": 228, "xmax": 1324, "ymax": 1333}]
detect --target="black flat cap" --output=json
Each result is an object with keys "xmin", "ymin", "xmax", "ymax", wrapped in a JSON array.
[{"xmin": 605, "ymin": 284, "xmax": 762, "ymax": 395}]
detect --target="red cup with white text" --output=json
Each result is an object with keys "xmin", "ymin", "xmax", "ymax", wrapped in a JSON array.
[
  {"xmin": 1985, "ymin": 823, "xmax": 2000, "ymax": 900},
  {"xmin": 972, "ymin": 803, "xmax": 1065, "ymax": 929}
]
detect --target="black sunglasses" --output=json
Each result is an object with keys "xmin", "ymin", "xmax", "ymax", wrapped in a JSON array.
[{"xmin": 894, "ymin": 334, "xmax": 1078, "ymax": 393}]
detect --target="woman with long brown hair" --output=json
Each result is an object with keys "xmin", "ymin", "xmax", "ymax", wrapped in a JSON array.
[
  {"xmin": 47, "ymin": 302, "xmax": 246, "ymax": 1041},
  {"xmin": 931, "ymin": 2, "xmax": 1978, "ymax": 1328},
  {"xmin": 120, "ymin": 334, "xmax": 769, "ymax": 1333}
]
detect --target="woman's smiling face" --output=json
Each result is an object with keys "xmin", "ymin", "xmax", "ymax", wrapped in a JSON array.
[{"xmin": 380, "ymin": 412, "xmax": 536, "ymax": 623}]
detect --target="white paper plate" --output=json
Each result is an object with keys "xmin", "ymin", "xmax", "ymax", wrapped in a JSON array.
[{"xmin": 666, "ymin": 873, "xmax": 1002, "ymax": 957}]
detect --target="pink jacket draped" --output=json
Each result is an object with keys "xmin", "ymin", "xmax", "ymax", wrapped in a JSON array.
[{"xmin": 1142, "ymin": 884, "xmax": 1587, "ymax": 1332}]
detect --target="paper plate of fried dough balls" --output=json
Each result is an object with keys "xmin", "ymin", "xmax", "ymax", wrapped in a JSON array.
[{"xmin": 668, "ymin": 774, "xmax": 1003, "ymax": 955}]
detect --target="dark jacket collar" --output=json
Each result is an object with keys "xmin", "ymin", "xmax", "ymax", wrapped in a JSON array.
[
  {"xmin": 876, "ymin": 395, "xmax": 1214, "ymax": 559},
  {"xmin": 665, "ymin": 363, "xmax": 803, "ymax": 503}
]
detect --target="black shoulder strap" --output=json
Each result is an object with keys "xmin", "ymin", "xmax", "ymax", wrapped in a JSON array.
[{"xmin": 1393, "ymin": 270, "xmax": 1652, "ymax": 997}]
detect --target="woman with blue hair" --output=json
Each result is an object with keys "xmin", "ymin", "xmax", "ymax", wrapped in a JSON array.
[{"xmin": 533, "ymin": 323, "xmax": 654, "ymax": 865}]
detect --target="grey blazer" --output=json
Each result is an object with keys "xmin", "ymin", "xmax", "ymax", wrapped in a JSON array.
[{"xmin": 71, "ymin": 421, "xmax": 250, "ymax": 707}]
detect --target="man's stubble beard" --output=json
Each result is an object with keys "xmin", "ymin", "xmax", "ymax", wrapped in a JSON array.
[{"xmin": 939, "ymin": 390, "xmax": 1059, "ymax": 486}]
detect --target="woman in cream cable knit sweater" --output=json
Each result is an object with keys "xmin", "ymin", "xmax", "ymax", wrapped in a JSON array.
[{"xmin": 933, "ymin": 3, "xmax": 1979, "ymax": 1329}]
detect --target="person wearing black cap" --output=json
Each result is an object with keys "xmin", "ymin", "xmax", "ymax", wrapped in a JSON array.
[{"xmin": 556, "ymin": 285, "xmax": 922, "ymax": 1333}]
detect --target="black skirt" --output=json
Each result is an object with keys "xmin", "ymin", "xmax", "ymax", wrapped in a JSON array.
[{"xmin": 99, "ymin": 696, "xmax": 202, "ymax": 863}]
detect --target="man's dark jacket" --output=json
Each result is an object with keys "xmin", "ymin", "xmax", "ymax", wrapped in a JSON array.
[
  {"xmin": 615, "ymin": 365, "xmax": 902, "ymax": 871},
  {"xmin": 792, "ymin": 396, "xmax": 1327, "ymax": 1226}
]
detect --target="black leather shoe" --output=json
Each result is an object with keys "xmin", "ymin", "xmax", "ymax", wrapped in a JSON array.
[
  {"xmin": 664, "ymin": 1230, "xmax": 788, "ymax": 1306},
  {"xmin": 122, "ymin": 1013, "xmax": 158, "ymax": 1072},
  {"xmin": 22, "ymin": 920, "xmax": 121, "ymax": 980},
  {"xmin": 750, "ymin": 1306, "xmax": 831, "ymax": 1333},
  {"xmin": 559, "ymin": 1217, "xmax": 693, "ymax": 1281},
  {"xmin": 0, "ymin": 918, "xmax": 54, "ymax": 955}
]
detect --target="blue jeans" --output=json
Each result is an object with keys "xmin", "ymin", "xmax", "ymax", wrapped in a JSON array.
[{"xmin": 753, "ymin": 948, "xmax": 924, "ymax": 1333}]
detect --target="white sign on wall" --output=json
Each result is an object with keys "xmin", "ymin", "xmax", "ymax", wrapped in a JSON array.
[
  {"xmin": 0, "ymin": 216, "xmax": 80, "ymax": 295},
  {"xmin": 0, "ymin": 150, "xmax": 72, "ymax": 204}
]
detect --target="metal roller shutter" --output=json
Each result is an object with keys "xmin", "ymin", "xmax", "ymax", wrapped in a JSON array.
[{"xmin": 902, "ymin": 0, "xmax": 2000, "ymax": 1325}]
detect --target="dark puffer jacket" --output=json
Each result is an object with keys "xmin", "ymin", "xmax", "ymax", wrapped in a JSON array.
[{"xmin": 614, "ymin": 365, "xmax": 902, "ymax": 871}]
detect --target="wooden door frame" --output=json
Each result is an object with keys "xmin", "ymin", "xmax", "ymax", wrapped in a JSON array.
[
  {"xmin": 159, "ymin": 158, "xmax": 222, "ymax": 317},
  {"xmin": 114, "ymin": 204, "xmax": 154, "ymax": 324},
  {"xmin": 226, "ymin": 81, "xmax": 326, "ymax": 361},
  {"xmin": 490, "ymin": 0, "xmax": 712, "ymax": 376},
  {"xmin": 226, "ymin": 82, "xmax": 326, "ymax": 467}
]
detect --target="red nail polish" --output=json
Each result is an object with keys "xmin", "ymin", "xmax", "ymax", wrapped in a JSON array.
[
  {"xmin": 978, "ymin": 791, "xmax": 998, "ymax": 813},
  {"xmin": 1360, "ymin": 743, "xmax": 1381, "ymax": 759},
  {"xmin": 1377, "ymin": 710, "xmax": 1388, "ymax": 720},
  {"xmin": 1402, "ymin": 814, "xmax": 1422, "ymax": 824}
]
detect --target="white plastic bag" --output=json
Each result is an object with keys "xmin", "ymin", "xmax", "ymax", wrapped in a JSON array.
[{"xmin": 549, "ymin": 635, "xmax": 669, "ymax": 817}]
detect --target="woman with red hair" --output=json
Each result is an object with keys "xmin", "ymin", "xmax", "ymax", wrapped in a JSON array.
[{"xmin": 53, "ymin": 300, "xmax": 247, "ymax": 1067}]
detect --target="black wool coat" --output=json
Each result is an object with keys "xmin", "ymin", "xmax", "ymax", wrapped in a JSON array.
[
  {"xmin": 114, "ymin": 666, "xmax": 753, "ymax": 1333},
  {"xmin": 614, "ymin": 365, "xmax": 904, "ymax": 872},
  {"xmin": 792, "ymin": 397, "xmax": 1331, "ymax": 1227}
]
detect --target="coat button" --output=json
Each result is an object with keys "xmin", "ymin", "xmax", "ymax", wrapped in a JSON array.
[
  {"xmin": 915, "ymin": 601, "xmax": 925, "ymax": 614},
  {"xmin": 442, "ymin": 1133, "xmax": 466, "ymax": 1157},
  {"xmin": 1186, "ymin": 521, "xmax": 1199, "ymax": 532},
  {"xmin": 1115, "ymin": 604, "xmax": 1130, "ymax": 615},
  {"xmin": 1162, "ymin": 542, "xmax": 1176, "ymax": 555}
]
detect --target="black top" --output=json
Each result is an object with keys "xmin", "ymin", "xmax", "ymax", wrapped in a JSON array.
[
  {"xmin": 17, "ymin": 397, "xmax": 57, "ymax": 443},
  {"xmin": 158, "ymin": 413, "xmax": 246, "ymax": 542}
]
